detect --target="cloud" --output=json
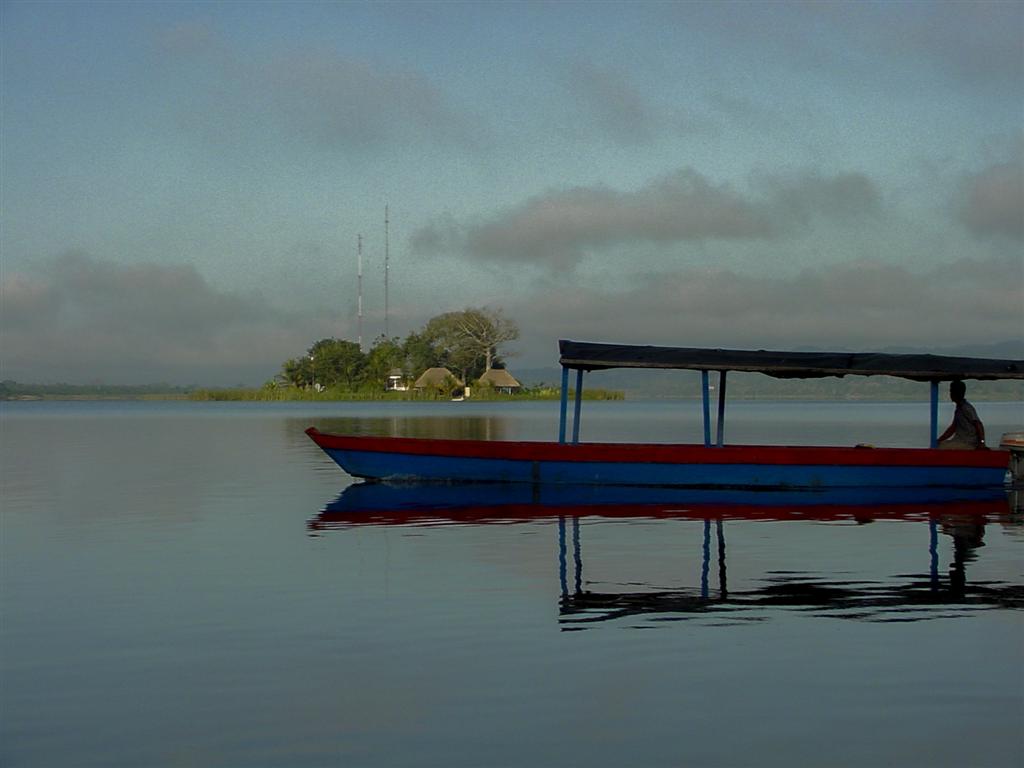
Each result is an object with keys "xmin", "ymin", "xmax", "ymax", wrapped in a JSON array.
[
  {"xmin": 752, "ymin": 171, "xmax": 881, "ymax": 225},
  {"xmin": 268, "ymin": 51, "xmax": 480, "ymax": 151},
  {"xmin": 957, "ymin": 161, "xmax": 1024, "ymax": 240},
  {"xmin": 686, "ymin": 2, "xmax": 1023, "ymax": 89},
  {"xmin": 411, "ymin": 168, "xmax": 880, "ymax": 267},
  {"xmin": 152, "ymin": 23, "xmax": 482, "ymax": 152},
  {"xmin": 0, "ymin": 253, "xmax": 341, "ymax": 384},
  {"xmin": 507, "ymin": 254, "xmax": 1023, "ymax": 359},
  {"xmin": 565, "ymin": 60, "xmax": 659, "ymax": 145},
  {"xmin": 875, "ymin": 2, "xmax": 1024, "ymax": 87},
  {"xmin": 3, "ymin": 249, "xmax": 1017, "ymax": 384},
  {"xmin": 561, "ymin": 60, "xmax": 722, "ymax": 144}
]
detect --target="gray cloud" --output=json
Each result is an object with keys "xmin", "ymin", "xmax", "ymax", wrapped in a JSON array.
[
  {"xmin": 412, "ymin": 168, "xmax": 880, "ymax": 267},
  {"xmin": 957, "ymin": 161, "xmax": 1024, "ymax": 240},
  {"xmin": 153, "ymin": 23, "xmax": 482, "ymax": 152},
  {"xmin": 508, "ymin": 254, "xmax": 1023, "ymax": 360},
  {"xmin": 753, "ymin": 172, "xmax": 881, "ymax": 225},
  {"xmin": 0, "ymin": 253, "xmax": 341, "ymax": 385},
  {"xmin": 562, "ymin": 60, "xmax": 722, "ymax": 144},
  {"xmin": 702, "ymin": 91, "xmax": 783, "ymax": 135},
  {"xmin": 682, "ymin": 2, "xmax": 1023, "ymax": 89},
  {"xmin": 4, "ymin": 250, "xmax": 1017, "ymax": 385},
  {"xmin": 268, "ymin": 51, "xmax": 480, "ymax": 151},
  {"xmin": 873, "ymin": 2, "xmax": 1024, "ymax": 87},
  {"xmin": 565, "ymin": 60, "xmax": 659, "ymax": 145}
]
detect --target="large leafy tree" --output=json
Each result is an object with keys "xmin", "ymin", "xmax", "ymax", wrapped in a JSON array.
[
  {"xmin": 278, "ymin": 307, "xmax": 519, "ymax": 392},
  {"xmin": 423, "ymin": 307, "xmax": 519, "ymax": 382},
  {"xmin": 455, "ymin": 307, "xmax": 519, "ymax": 372},
  {"xmin": 280, "ymin": 355, "xmax": 314, "ymax": 388},
  {"xmin": 403, "ymin": 330, "xmax": 444, "ymax": 377},
  {"xmin": 308, "ymin": 338, "xmax": 365, "ymax": 389},
  {"xmin": 363, "ymin": 336, "xmax": 406, "ymax": 389}
]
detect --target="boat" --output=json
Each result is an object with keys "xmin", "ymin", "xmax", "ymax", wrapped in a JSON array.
[{"xmin": 306, "ymin": 340, "xmax": 1023, "ymax": 489}]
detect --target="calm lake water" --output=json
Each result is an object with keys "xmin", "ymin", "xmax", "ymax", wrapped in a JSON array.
[{"xmin": 2, "ymin": 399, "xmax": 1023, "ymax": 767}]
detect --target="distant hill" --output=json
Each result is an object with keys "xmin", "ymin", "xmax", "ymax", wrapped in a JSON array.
[
  {"xmin": 879, "ymin": 341, "xmax": 1024, "ymax": 359},
  {"xmin": 1, "ymin": 381, "xmax": 192, "ymax": 399}
]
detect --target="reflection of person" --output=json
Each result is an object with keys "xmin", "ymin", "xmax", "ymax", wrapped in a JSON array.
[
  {"xmin": 936, "ymin": 380, "xmax": 986, "ymax": 450},
  {"xmin": 941, "ymin": 515, "xmax": 986, "ymax": 597}
]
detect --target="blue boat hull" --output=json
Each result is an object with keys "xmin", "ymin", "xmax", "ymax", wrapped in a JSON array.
[{"xmin": 317, "ymin": 444, "xmax": 1009, "ymax": 489}]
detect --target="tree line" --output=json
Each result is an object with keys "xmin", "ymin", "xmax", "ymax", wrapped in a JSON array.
[{"xmin": 277, "ymin": 307, "xmax": 520, "ymax": 392}]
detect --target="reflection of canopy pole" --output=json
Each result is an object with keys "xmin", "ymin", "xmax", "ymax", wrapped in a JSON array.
[
  {"xmin": 557, "ymin": 517, "xmax": 734, "ymax": 609},
  {"xmin": 558, "ymin": 516, "xmax": 583, "ymax": 598},
  {"xmin": 558, "ymin": 516, "xmax": 568, "ymax": 595},
  {"xmin": 547, "ymin": 512, "xmax": 1001, "ymax": 626},
  {"xmin": 701, "ymin": 519, "xmax": 711, "ymax": 598},
  {"xmin": 929, "ymin": 517, "xmax": 939, "ymax": 589},
  {"xmin": 573, "ymin": 516, "xmax": 582, "ymax": 591},
  {"xmin": 717, "ymin": 519, "xmax": 727, "ymax": 598}
]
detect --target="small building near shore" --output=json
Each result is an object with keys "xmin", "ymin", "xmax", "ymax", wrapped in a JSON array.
[
  {"xmin": 413, "ymin": 367, "xmax": 464, "ymax": 396},
  {"xmin": 477, "ymin": 367, "xmax": 522, "ymax": 394},
  {"xmin": 385, "ymin": 368, "xmax": 409, "ymax": 391}
]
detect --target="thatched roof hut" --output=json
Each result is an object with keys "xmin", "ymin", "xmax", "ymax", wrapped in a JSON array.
[
  {"xmin": 413, "ymin": 367, "xmax": 464, "ymax": 389},
  {"xmin": 477, "ymin": 367, "xmax": 521, "ymax": 393}
]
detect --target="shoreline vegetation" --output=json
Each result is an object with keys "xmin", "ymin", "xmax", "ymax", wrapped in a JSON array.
[
  {"xmin": 0, "ymin": 382, "xmax": 623, "ymax": 402},
  {"xmin": 187, "ymin": 385, "xmax": 624, "ymax": 402},
  {"xmin": 4, "ymin": 380, "xmax": 1022, "ymax": 402}
]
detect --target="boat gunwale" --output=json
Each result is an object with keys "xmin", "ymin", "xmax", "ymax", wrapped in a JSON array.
[{"xmin": 305, "ymin": 428, "xmax": 1010, "ymax": 469}]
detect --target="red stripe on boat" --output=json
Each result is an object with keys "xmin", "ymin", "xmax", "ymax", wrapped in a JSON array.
[{"xmin": 305, "ymin": 428, "xmax": 1009, "ymax": 469}]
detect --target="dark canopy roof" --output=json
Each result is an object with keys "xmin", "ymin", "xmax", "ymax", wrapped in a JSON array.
[{"xmin": 558, "ymin": 340, "xmax": 1024, "ymax": 382}]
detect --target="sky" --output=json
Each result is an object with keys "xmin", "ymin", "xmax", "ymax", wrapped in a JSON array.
[{"xmin": 1, "ymin": 0, "xmax": 1022, "ymax": 385}]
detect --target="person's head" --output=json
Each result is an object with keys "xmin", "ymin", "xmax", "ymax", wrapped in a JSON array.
[{"xmin": 950, "ymin": 379, "xmax": 966, "ymax": 402}]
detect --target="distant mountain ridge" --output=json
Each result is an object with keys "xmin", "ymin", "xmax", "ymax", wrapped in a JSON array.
[
  {"xmin": 6, "ymin": 341, "xmax": 1021, "ymax": 397},
  {"xmin": 875, "ymin": 341, "xmax": 1024, "ymax": 359}
]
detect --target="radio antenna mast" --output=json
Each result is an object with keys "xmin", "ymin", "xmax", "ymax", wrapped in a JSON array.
[
  {"xmin": 356, "ymin": 234, "xmax": 363, "ymax": 349},
  {"xmin": 384, "ymin": 204, "xmax": 390, "ymax": 338}
]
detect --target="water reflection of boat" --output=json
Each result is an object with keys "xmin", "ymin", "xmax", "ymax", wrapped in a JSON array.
[
  {"xmin": 307, "ymin": 341, "xmax": 1022, "ymax": 489},
  {"xmin": 310, "ymin": 484, "xmax": 1023, "ymax": 627},
  {"xmin": 554, "ymin": 511, "xmax": 1023, "ymax": 628},
  {"xmin": 310, "ymin": 482, "xmax": 1013, "ymax": 529}
]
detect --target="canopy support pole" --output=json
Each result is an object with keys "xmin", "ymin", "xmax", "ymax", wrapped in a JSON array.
[
  {"xmin": 929, "ymin": 380, "xmax": 939, "ymax": 448},
  {"xmin": 701, "ymin": 371, "xmax": 711, "ymax": 448},
  {"xmin": 558, "ymin": 367, "xmax": 569, "ymax": 444},
  {"xmin": 716, "ymin": 371, "xmax": 728, "ymax": 447},
  {"xmin": 572, "ymin": 369, "xmax": 584, "ymax": 444}
]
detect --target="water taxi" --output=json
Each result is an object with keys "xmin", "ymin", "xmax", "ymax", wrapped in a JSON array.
[{"xmin": 306, "ymin": 340, "xmax": 1022, "ymax": 489}]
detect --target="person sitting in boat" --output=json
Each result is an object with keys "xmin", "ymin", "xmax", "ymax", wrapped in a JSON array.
[{"xmin": 936, "ymin": 380, "xmax": 986, "ymax": 450}]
